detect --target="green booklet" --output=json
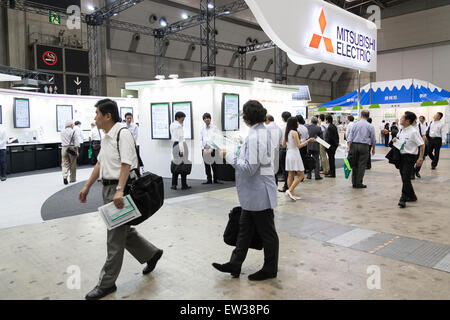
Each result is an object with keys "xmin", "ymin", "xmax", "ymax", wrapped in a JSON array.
[{"xmin": 98, "ymin": 195, "xmax": 141, "ymax": 230}]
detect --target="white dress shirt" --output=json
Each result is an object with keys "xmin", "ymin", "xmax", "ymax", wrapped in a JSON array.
[
  {"xmin": 200, "ymin": 123, "xmax": 218, "ymax": 149},
  {"xmin": 266, "ymin": 122, "xmax": 283, "ymax": 146},
  {"xmin": 0, "ymin": 126, "xmax": 7, "ymax": 150},
  {"xmin": 90, "ymin": 126, "xmax": 102, "ymax": 141},
  {"xmin": 73, "ymin": 126, "xmax": 84, "ymax": 146},
  {"xmin": 60, "ymin": 127, "xmax": 80, "ymax": 147},
  {"xmin": 428, "ymin": 120, "xmax": 447, "ymax": 143},
  {"xmin": 397, "ymin": 125, "xmax": 424, "ymax": 155},
  {"xmin": 345, "ymin": 121, "xmax": 355, "ymax": 141},
  {"xmin": 170, "ymin": 121, "xmax": 185, "ymax": 153},
  {"xmin": 417, "ymin": 122, "xmax": 428, "ymax": 137},
  {"xmin": 97, "ymin": 123, "xmax": 138, "ymax": 179},
  {"xmin": 297, "ymin": 124, "xmax": 309, "ymax": 143},
  {"xmin": 126, "ymin": 123, "xmax": 138, "ymax": 142}
]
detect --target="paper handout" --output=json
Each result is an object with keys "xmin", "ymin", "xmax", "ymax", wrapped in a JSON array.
[
  {"xmin": 393, "ymin": 138, "xmax": 405, "ymax": 151},
  {"xmin": 98, "ymin": 195, "xmax": 142, "ymax": 230},
  {"xmin": 315, "ymin": 137, "xmax": 330, "ymax": 149},
  {"xmin": 206, "ymin": 132, "xmax": 241, "ymax": 156}
]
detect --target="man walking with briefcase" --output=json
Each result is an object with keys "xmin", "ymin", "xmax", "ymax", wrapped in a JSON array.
[{"xmin": 78, "ymin": 99, "xmax": 163, "ymax": 300}]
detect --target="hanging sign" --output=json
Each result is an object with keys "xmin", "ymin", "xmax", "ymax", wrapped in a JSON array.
[{"xmin": 244, "ymin": 0, "xmax": 377, "ymax": 72}]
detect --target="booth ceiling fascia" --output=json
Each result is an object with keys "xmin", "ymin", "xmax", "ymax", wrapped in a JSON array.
[{"xmin": 0, "ymin": 88, "xmax": 133, "ymax": 101}]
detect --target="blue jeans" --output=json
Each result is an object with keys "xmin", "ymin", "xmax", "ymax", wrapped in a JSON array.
[{"xmin": 0, "ymin": 149, "xmax": 6, "ymax": 178}]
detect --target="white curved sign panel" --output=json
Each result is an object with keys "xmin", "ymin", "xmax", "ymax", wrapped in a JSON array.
[{"xmin": 245, "ymin": 0, "xmax": 377, "ymax": 72}]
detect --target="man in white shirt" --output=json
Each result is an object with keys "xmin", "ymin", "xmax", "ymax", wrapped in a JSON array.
[
  {"xmin": 200, "ymin": 113, "xmax": 222, "ymax": 184},
  {"xmin": 318, "ymin": 114, "xmax": 329, "ymax": 174},
  {"xmin": 74, "ymin": 121, "xmax": 84, "ymax": 165},
  {"xmin": 379, "ymin": 120, "xmax": 386, "ymax": 144},
  {"xmin": 170, "ymin": 111, "xmax": 191, "ymax": 190},
  {"xmin": 265, "ymin": 114, "xmax": 283, "ymax": 184},
  {"xmin": 0, "ymin": 125, "xmax": 7, "ymax": 181},
  {"xmin": 124, "ymin": 112, "xmax": 138, "ymax": 142},
  {"xmin": 345, "ymin": 115, "xmax": 355, "ymax": 144},
  {"xmin": 89, "ymin": 122, "xmax": 102, "ymax": 164},
  {"xmin": 79, "ymin": 99, "xmax": 163, "ymax": 300},
  {"xmin": 413, "ymin": 116, "xmax": 428, "ymax": 179},
  {"xmin": 278, "ymin": 111, "xmax": 291, "ymax": 192},
  {"xmin": 393, "ymin": 112, "xmax": 425, "ymax": 208},
  {"xmin": 60, "ymin": 120, "xmax": 80, "ymax": 184},
  {"xmin": 427, "ymin": 112, "xmax": 447, "ymax": 170}
]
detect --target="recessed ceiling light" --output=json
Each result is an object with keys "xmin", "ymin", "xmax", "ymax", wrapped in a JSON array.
[{"xmin": 181, "ymin": 12, "xmax": 189, "ymax": 20}]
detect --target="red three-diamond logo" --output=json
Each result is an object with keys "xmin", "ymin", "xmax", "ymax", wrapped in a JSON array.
[{"xmin": 309, "ymin": 9, "xmax": 334, "ymax": 53}]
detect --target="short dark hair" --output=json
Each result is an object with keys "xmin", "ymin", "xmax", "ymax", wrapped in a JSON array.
[
  {"xmin": 405, "ymin": 111, "xmax": 417, "ymax": 125},
  {"xmin": 382, "ymin": 120, "xmax": 385, "ymax": 123},
  {"xmin": 326, "ymin": 115, "xmax": 333, "ymax": 124},
  {"xmin": 285, "ymin": 117, "xmax": 299, "ymax": 142},
  {"xmin": 319, "ymin": 114, "xmax": 325, "ymax": 121},
  {"xmin": 95, "ymin": 99, "xmax": 121, "ymax": 123},
  {"xmin": 243, "ymin": 100, "xmax": 267, "ymax": 126},
  {"xmin": 281, "ymin": 111, "xmax": 291, "ymax": 122},
  {"xmin": 437, "ymin": 112, "xmax": 443, "ymax": 120},
  {"xmin": 419, "ymin": 115, "xmax": 425, "ymax": 120},
  {"xmin": 202, "ymin": 113, "xmax": 211, "ymax": 120},
  {"xmin": 74, "ymin": 121, "xmax": 81, "ymax": 125},
  {"xmin": 175, "ymin": 111, "xmax": 186, "ymax": 120},
  {"xmin": 367, "ymin": 117, "xmax": 372, "ymax": 123},
  {"xmin": 296, "ymin": 115, "xmax": 305, "ymax": 125},
  {"xmin": 361, "ymin": 110, "xmax": 370, "ymax": 119},
  {"xmin": 124, "ymin": 112, "xmax": 133, "ymax": 118},
  {"xmin": 348, "ymin": 115, "xmax": 354, "ymax": 122},
  {"xmin": 266, "ymin": 115, "xmax": 275, "ymax": 122}
]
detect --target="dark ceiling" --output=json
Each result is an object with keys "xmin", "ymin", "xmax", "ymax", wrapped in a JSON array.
[{"xmin": 325, "ymin": 0, "xmax": 415, "ymax": 17}]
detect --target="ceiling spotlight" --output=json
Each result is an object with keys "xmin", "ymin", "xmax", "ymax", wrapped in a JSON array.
[
  {"xmin": 155, "ymin": 75, "xmax": 165, "ymax": 80},
  {"xmin": 159, "ymin": 17, "xmax": 167, "ymax": 27},
  {"xmin": 87, "ymin": 4, "xmax": 95, "ymax": 11},
  {"xmin": 207, "ymin": 3, "xmax": 214, "ymax": 9},
  {"xmin": 113, "ymin": 12, "xmax": 118, "ymax": 16},
  {"xmin": 168, "ymin": 74, "xmax": 179, "ymax": 79},
  {"xmin": 181, "ymin": 12, "xmax": 189, "ymax": 20},
  {"xmin": 223, "ymin": 10, "xmax": 230, "ymax": 14}
]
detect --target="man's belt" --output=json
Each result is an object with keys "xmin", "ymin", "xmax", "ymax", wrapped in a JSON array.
[{"xmin": 102, "ymin": 179, "xmax": 119, "ymax": 186}]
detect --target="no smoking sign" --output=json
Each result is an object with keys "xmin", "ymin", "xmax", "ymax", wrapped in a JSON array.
[{"xmin": 42, "ymin": 51, "xmax": 58, "ymax": 66}]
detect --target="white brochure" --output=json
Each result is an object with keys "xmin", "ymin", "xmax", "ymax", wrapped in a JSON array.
[
  {"xmin": 315, "ymin": 137, "xmax": 330, "ymax": 149},
  {"xmin": 98, "ymin": 195, "xmax": 141, "ymax": 230}
]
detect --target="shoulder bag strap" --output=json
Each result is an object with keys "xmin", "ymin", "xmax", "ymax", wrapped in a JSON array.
[
  {"xmin": 69, "ymin": 131, "xmax": 75, "ymax": 146},
  {"xmin": 116, "ymin": 127, "xmax": 143, "ymax": 174}
]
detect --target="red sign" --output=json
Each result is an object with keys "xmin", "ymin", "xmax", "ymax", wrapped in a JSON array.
[
  {"xmin": 42, "ymin": 51, "xmax": 58, "ymax": 66},
  {"xmin": 309, "ymin": 9, "xmax": 334, "ymax": 53}
]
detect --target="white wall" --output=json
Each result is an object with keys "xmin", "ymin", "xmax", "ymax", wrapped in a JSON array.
[
  {"xmin": 0, "ymin": 89, "xmax": 138, "ymax": 143},
  {"xmin": 133, "ymin": 78, "xmax": 305, "ymax": 179}
]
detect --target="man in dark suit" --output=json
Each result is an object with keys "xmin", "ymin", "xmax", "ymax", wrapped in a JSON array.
[
  {"xmin": 306, "ymin": 117, "xmax": 323, "ymax": 180},
  {"xmin": 325, "ymin": 115, "xmax": 339, "ymax": 178}
]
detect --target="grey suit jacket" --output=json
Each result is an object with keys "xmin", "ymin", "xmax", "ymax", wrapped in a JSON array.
[
  {"xmin": 226, "ymin": 123, "xmax": 278, "ymax": 211},
  {"xmin": 306, "ymin": 124, "xmax": 323, "ymax": 152}
]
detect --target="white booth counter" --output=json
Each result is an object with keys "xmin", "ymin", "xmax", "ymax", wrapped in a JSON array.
[{"xmin": 125, "ymin": 76, "xmax": 310, "ymax": 180}]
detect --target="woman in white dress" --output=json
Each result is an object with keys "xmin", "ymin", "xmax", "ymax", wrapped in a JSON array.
[{"xmin": 282, "ymin": 117, "xmax": 315, "ymax": 201}]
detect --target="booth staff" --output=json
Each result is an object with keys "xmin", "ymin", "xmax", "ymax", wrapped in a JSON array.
[
  {"xmin": 170, "ymin": 111, "xmax": 191, "ymax": 190},
  {"xmin": 60, "ymin": 120, "xmax": 80, "ymax": 185},
  {"xmin": 79, "ymin": 99, "xmax": 163, "ymax": 300},
  {"xmin": 200, "ymin": 113, "xmax": 222, "ymax": 185},
  {"xmin": 393, "ymin": 112, "xmax": 425, "ymax": 208},
  {"xmin": 427, "ymin": 112, "xmax": 446, "ymax": 170},
  {"xmin": 347, "ymin": 110, "xmax": 376, "ymax": 189},
  {"xmin": 0, "ymin": 125, "xmax": 7, "ymax": 181},
  {"xmin": 213, "ymin": 100, "xmax": 279, "ymax": 281},
  {"xmin": 74, "ymin": 121, "xmax": 84, "ymax": 165},
  {"xmin": 125, "ymin": 112, "xmax": 138, "ymax": 142},
  {"xmin": 89, "ymin": 123, "xmax": 102, "ymax": 165}
]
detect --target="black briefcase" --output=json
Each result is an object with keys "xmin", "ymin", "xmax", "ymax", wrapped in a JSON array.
[
  {"xmin": 170, "ymin": 161, "xmax": 192, "ymax": 175},
  {"xmin": 223, "ymin": 207, "xmax": 263, "ymax": 250},
  {"xmin": 303, "ymin": 153, "xmax": 316, "ymax": 171}
]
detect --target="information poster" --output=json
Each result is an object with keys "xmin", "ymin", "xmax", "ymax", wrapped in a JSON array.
[
  {"xmin": 295, "ymin": 107, "xmax": 308, "ymax": 119},
  {"xmin": 120, "ymin": 107, "xmax": 133, "ymax": 121},
  {"xmin": 14, "ymin": 98, "xmax": 30, "ymax": 128},
  {"xmin": 172, "ymin": 102, "xmax": 193, "ymax": 140},
  {"xmin": 222, "ymin": 93, "xmax": 239, "ymax": 131},
  {"xmin": 151, "ymin": 103, "xmax": 171, "ymax": 139},
  {"xmin": 56, "ymin": 105, "xmax": 73, "ymax": 132}
]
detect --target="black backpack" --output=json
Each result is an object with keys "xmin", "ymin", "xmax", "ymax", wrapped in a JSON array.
[{"xmin": 117, "ymin": 127, "xmax": 164, "ymax": 226}]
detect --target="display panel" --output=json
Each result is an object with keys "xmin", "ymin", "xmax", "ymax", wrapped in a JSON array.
[
  {"xmin": 172, "ymin": 102, "xmax": 193, "ymax": 140},
  {"xmin": 222, "ymin": 93, "xmax": 240, "ymax": 131},
  {"xmin": 295, "ymin": 107, "xmax": 308, "ymax": 119},
  {"xmin": 120, "ymin": 107, "xmax": 134, "ymax": 121},
  {"xmin": 0, "ymin": 105, "xmax": 2, "ymax": 124},
  {"xmin": 14, "ymin": 98, "xmax": 30, "ymax": 128},
  {"xmin": 151, "ymin": 103, "xmax": 171, "ymax": 140},
  {"xmin": 292, "ymin": 86, "xmax": 311, "ymax": 101},
  {"xmin": 56, "ymin": 105, "xmax": 73, "ymax": 132}
]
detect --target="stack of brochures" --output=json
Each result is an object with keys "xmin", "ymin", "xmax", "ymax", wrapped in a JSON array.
[{"xmin": 98, "ymin": 195, "xmax": 142, "ymax": 230}]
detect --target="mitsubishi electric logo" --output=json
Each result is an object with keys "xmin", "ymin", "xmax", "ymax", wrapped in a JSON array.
[{"xmin": 309, "ymin": 9, "xmax": 334, "ymax": 53}]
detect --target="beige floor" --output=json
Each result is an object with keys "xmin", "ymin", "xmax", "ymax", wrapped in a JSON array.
[{"xmin": 0, "ymin": 147, "xmax": 449, "ymax": 300}]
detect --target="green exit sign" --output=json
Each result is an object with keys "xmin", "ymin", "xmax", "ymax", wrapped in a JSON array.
[{"xmin": 48, "ymin": 11, "xmax": 61, "ymax": 25}]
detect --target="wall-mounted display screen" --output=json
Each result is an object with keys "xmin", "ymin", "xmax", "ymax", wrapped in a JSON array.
[
  {"xmin": 151, "ymin": 103, "xmax": 171, "ymax": 140},
  {"xmin": 0, "ymin": 105, "xmax": 2, "ymax": 124},
  {"xmin": 120, "ymin": 107, "xmax": 134, "ymax": 121},
  {"xmin": 172, "ymin": 102, "xmax": 193, "ymax": 140},
  {"xmin": 14, "ymin": 98, "xmax": 30, "ymax": 128},
  {"xmin": 222, "ymin": 93, "xmax": 240, "ymax": 131},
  {"xmin": 56, "ymin": 105, "xmax": 73, "ymax": 132},
  {"xmin": 295, "ymin": 107, "xmax": 308, "ymax": 120},
  {"xmin": 292, "ymin": 86, "xmax": 311, "ymax": 101}
]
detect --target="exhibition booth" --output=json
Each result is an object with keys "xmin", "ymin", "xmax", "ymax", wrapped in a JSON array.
[
  {"xmin": 0, "ymin": 88, "xmax": 138, "ymax": 173},
  {"xmin": 315, "ymin": 79, "xmax": 450, "ymax": 143},
  {"xmin": 125, "ymin": 76, "xmax": 310, "ymax": 180}
]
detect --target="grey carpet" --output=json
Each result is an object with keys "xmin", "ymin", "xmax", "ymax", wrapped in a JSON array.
[{"xmin": 41, "ymin": 178, "xmax": 235, "ymax": 221}]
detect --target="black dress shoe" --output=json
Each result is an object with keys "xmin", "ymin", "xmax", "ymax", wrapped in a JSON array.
[
  {"xmin": 212, "ymin": 262, "xmax": 240, "ymax": 278},
  {"xmin": 85, "ymin": 285, "xmax": 117, "ymax": 300},
  {"xmin": 214, "ymin": 181, "xmax": 223, "ymax": 184},
  {"xmin": 405, "ymin": 196, "xmax": 418, "ymax": 202},
  {"xmin": 398, "ymin": 199, "xmax": 406, "ymax": 208},
  {"xmin": 315, "ymin": 176, "xmax": 323, "ymax": 180},
  {"xmin": 431, "ymin": 166, "xmax": 436, "ymax": 170},
  {"xmin": 63, "ymin": 178, "xmax": 68, "ymax": 185},
  {"xmin": 143, "ymin": 250, "xmax": 163, "ymax": 275},
  {"xmin": 353, "ymin": 184, "xmax": 367, "ymax": 189},
  {"xmin": 248, "ymin": 270, "xmax": 277, "ymax": 281},
  {"xmin": 202, "ymin": 181, "xmax": 212, "ymax": 185},
  {"xmin": 415, "ymin": 172, "xmax": 421, "ymax": 178},
  {"xmin": 170, "ymin": 185, "xmax": 177, "ymax": 190},
  {"xmin": 181, "ymin": 185, "xmax": 192, "ymax": 190},
  {"xmin": 325, "ymin": 174, "xmax": 336, "ymax": 178}
]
